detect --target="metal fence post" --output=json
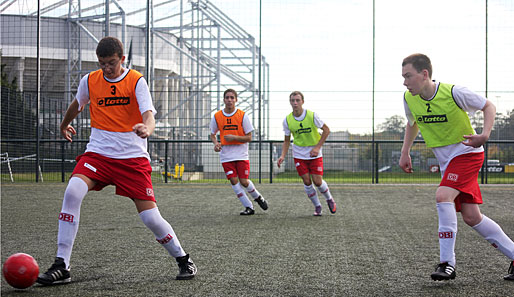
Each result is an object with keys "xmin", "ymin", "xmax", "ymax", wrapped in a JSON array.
[
  {"xmin": 164, "ymin": 144, "xmax": 168, "ymax": 183},
  {"xmin": 269, "ymin": 142, "xmax": 273, "ymax": 184},
  {"xmin": 61, "ymin": 141, "xmax": 65, "ymax": 183},
  {"xmin": 374, "ymin": 142, "xmax": 379, "ymax": 184}
]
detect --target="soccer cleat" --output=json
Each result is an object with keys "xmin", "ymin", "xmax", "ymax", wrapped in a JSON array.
[
  {"xmin": 240, "ymin": 207, "xmax": 255, "ymax": 215},
  {"xmin": 176, "ymin": 254, "xmax": 197, "ymax": 280},
  {"xmin": 431, "ymin": 262, "xmax": 456, "ymax": 281},
  {"xmin": 313, "ymin": 205, "xmax": 322, "ymax": 216},
  {"xmin": 326, "ymin": 198, "xmax": 337, "ymax": 214},
  {"xmin": 36, "ymin": 257, "xmax": 71, "ymax": 286},
  {"xmin": 255, "ymin": 196, "xmax": 268, "ymax": 210},
  {"xmin": 504, "ymin": 260, "xmax": 514, "ymax": 281}
]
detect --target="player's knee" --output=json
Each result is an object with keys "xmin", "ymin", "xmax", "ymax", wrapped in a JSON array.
[
  {"xmin": 62, "ymin": 178, "xmax": 88, "ymax": 209},
  {"xmin": 462, "ymin": 213, "xmax": 482, "ymax": 226},
  {"xmin": 239, "ymin": 179, "xmax": 249, "ymax": 187},
  {"xmin": 435, "ymin": 186, "xmax": 459, "ymax": 203},
  {"xmin": 64, "ymin": 186, "xmax": 83, "ymax": 203},
  {"xmin": 461, "ymin": 207, "xmax": 483, "ymax": 226},
  {"xmin": 435, "ymin": 191, "xmax": 453, "ymax": 203},
  {"xmin": 139, "ymin": 208, "xmax": 162, "ymax": 230}
]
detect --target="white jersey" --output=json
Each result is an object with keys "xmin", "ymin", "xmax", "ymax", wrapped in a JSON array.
[
  {"xmin": 76, "ymin": 68, "xmax": 156, "ymax": 160},
  {"xmin": 210, "ymin": 110, "xmax": 254, "ymax": 163},
  {"xmin": 282, "ymin": 109, "xmax": 325, "ymax": 160},
  {"xmin": 404, "ymin": 82, "xmax": 485, "ymax": 174}
]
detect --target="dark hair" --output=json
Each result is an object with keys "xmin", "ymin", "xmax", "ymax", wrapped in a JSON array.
[
  {"xmin": 224, "ymin": 89, "xmax": 238, "ymax": 98},
  {"xmin": 96, "ymin": 36, "xmax": 124, "ymax": 58},
  {"xmin": 402, "ymin": 53, "xmax": 432, "ymax": 78},
  {"xmin": 289, "ymin": 91, "xmax": 304, "ymax": 101}
]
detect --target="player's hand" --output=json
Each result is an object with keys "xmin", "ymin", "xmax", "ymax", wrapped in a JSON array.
[
  {"xmin": 399, "ymin": 153, "xmax": 413, "ymax": 173},
  {"xmin": 133, "ymin": 123, "xmax": 150, "ymax": 138},
  {"xmin": 277, "ymin": 156, "xmax": 285, "ymax": 168},
  {"xmin": 462, "ymin": 134, "xmax": 488, "ymax": 148},
  {"xmin": 310, "ymin": 147, "xmax": 320, "ymax": 157},
  {"xmin": 61, "ymin": 125, "xmax": 76, "ymax": 142},
  {"xmin": 213, "ymin": 143, "xmax": 222, "ymax": 152}
]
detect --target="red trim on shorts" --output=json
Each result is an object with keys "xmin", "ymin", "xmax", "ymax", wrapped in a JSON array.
[
  {"xmin": 221, "ymin": 160, "xmax": 250, "ymax": 179},
  {"xmin": 439, "ymin": 152, "xmax": 484, "ymax": 212},
  {"xmin": 293, "ymin": 157, "xmax": 324, "ymax": 176},
  {"xmin": 72, "ymin": 152, "xmax": 156, "ymax": 201}
]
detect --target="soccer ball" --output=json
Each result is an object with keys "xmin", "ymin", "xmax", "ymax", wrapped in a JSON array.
[{"xmin": 2, "ymin": 253, "xmax": 39, "ymax": 289}]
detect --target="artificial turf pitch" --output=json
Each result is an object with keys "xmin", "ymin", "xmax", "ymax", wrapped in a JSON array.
[{"xmin": 1, "ymin": 183, "xmax": 513, "ymax": 296}]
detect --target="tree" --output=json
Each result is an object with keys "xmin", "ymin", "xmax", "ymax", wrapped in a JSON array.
[
  {"xmin": 377, "ymin": 115, "xmax": 406, "ymax": 136},
  {"xmin": 494, "ymin": 109, "xmax": 514, "ymax": 140},
  {"xmin": 1, "ymin": 64, "xmax": 36, "ymax": 141},
  {"xmin": 376, "ymin": 115, "xmax": 407, "ymax": 143}
]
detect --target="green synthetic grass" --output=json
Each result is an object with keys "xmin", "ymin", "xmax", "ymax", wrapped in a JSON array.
[
  {"xmin": 3, "ymin": 171, "xmax": 514, "ymax": 184},
  {"xmin": 1, "ymin": 184, "xmax": 514, "ymax": 296}
]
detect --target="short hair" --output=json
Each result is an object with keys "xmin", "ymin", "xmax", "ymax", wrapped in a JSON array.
[
  {"xmin": 402, "ymin": 53, "xmax": 432, "ymax": 78},
  {"xmin": 223, "ymin": 89, "xmax": 238, "ymax": 99},
  {"xmin": 96, "ymin": 36, "xmax": 124, "ymax": 59},
  {"xmin": 289, "ymin": 91, "xmax": 304, "ymax": 101}
]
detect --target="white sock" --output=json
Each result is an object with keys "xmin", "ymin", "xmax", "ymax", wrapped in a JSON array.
[
  {"xmin": 243, "ymin": 180, "xmax": 261, "ymax": 200},
  {"xmin": 139, "ymin": 207, "xmax": 186, "ymax": 258},
  {"xmin": 316, "ymin": 180, "xmax": 333, "ymax": 200},
  {"xmin": 57, "ymin": 177, "xmax": 88, "ymax": 269},
  {"xmin": 437, "ymin": 202, "xmax": 457, "ymax": 267},
  {"xmin": 472, "ymin": 215, "xmax": 514, "ymax": 259},
  {"xmin": 304, "ymin": 184, "xmax": 321, "ymax": 207},
  {"xmin": 232, "ymin": 183, "xmax": 253, "ymax": 208}
]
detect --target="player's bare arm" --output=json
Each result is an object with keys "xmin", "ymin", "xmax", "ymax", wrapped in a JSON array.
[
  {"xmin": 463, "ymin": 100, "xmax": 496, "ymax": 148},
  {"xmin": 399, "ymin": 123, "xmax": 419, "ymax": 173},
  {"xmin": 310, "ymin": 124, "xmax": 330, "ymax": 157},
  {"xmin": 277, "ymin": 135, "xmax": 291, "ymax": 168},
  {"xmin": 60, "ymin": 99, "xmax": 83, "ymax": 142},
  {"xmin": 224, "ymin": 132, "xmax": 252, "ymax": 143},
  {"xmin": 133, "ymin": 110, "xmax": 155, "ymax": 139},
  {"xmin": 210, "ymin": 134, "xmax": 222, "ymax": 152}
]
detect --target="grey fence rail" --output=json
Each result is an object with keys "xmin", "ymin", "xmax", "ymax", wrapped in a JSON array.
[{"xmin": 1, "ymin": 139, "xmax": 513, "ymax": 184}]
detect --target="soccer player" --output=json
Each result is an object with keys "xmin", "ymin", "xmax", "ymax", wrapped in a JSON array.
[
  {"xmin": 277, "ymin": 91, "xmax": 337, "ymax": 216},
  {"xmin": 37, "ymin": 36, "xmax": 197, "ymax": 285},
  {"xmin": 209, "ymin": 89, "xmax": 268, "ymax": 215},
  {"xmin": 400, "ymin": 53, "xmax": 514, "ymax": 281}
]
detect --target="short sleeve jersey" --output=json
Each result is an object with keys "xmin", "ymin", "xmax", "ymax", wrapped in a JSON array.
[
  {"xmin": 403, "ymin": 81, "xmax": 485, "ymax": 173},
  {"xmin": 76, "ymin": 68, "xmax": 156, "ymax": 160},
  {"xmin": 210, "ymin": 109, "xmax": 254, "ymax": 163},
  {"xmin": 282, "ymin": 109, "xmax": 325, "ymax": 160}
]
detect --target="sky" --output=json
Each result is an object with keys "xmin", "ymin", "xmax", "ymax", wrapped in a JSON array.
[
  {"xmin": 2, "ymin": 0, "xmax": 513, "ymax": 139},
  {"xmin": 209, "ymin": 0, "xmax": 514, "ymax": 138}
]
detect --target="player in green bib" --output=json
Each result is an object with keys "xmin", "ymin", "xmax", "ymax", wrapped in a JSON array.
[
  {"xmin": 277, "ymin": 91, "xmax": 337, "ymax": 216},
  {"xmin": 400, "ymin": 53, "xmax": 514, "ymax": 282}
]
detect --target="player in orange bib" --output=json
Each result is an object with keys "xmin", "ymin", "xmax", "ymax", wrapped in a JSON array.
[
  {"xmin": 37, "ymin": 37, "xmax": 196, "ymax": 286},
  {"xmin": 210, "ymin": 89, "xmax": 268, "ymax": 215}
]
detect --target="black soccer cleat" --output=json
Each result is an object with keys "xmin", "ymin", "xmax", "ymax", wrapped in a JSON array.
[
  {"xmin": 255, "ymin": 196, "xmax": 268, "ymax": 210},
  {"xmin": 36, "ymin": 257, "xmax": 71, "ymax": 286},
  {"xmin": 326, "ymin": 198, "xmax": 336, "ymax": 214},
  {"xmin": 504, "ymin": 260, "xmax": 514, "ymax": 281},
  {"xmin": 176, "ymin": 254, "xmax": 197, "ymax": 280},
  {"xmin": 240, "ymin": 207, "xmax": 255, "ymax": 215},
  {"xmin": 431, "ymin": 262, "xmax": 456, "ymax": 281}
]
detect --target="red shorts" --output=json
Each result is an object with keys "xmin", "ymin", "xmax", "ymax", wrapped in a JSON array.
[
  {"xmin": 439, "ymin": 152, "xmax": 484, "ymax": 212},
  {"xmin": 72, "ymin": 152, "xmax": 156, "ymax": 201},
  {"xmin": 294, "ymin": 157, "xmax": 324, "ymax": 176},
  {"xmin": 221, "ymin": 160, "xmax": 250, "ymax": 179}
]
